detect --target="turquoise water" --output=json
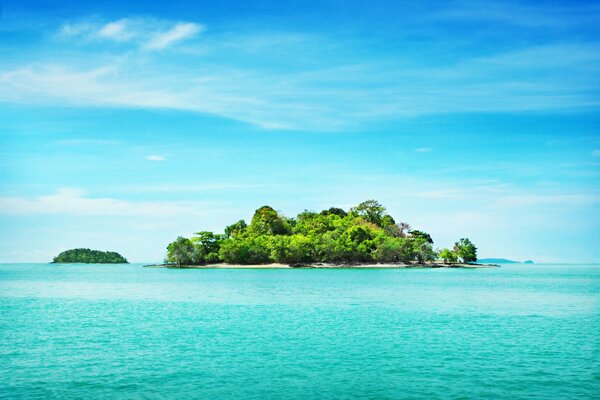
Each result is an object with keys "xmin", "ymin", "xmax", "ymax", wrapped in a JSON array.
[{"xmin": 1, "ymin": 263, "xmax": 598, "ymax": 399}]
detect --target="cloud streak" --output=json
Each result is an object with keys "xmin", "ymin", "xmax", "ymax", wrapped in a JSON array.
[
  {"xmin": 60, "ymin": 18, "xmax": 202, "ymax": 50},
  {"xmin": 146, "ymin": 22, "xmax": 203, "ymax": 50},
  {"xmin": 2, "ymin": 40, "xmax": 599, "ymax": 131},
  {"xmin": 2, "ymin": 13, "xmax": 599, "ymax": 131},
  {"xmin": 144, "ymin": 155, "xmax": 166, "ymax": 161},
  {"xmin": 0, "ymin": 188, "xmax": 212, "ymax": 217}
]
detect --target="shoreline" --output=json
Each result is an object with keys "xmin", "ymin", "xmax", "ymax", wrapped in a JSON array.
[{"xmin": 144, "ymin": 262, "xmax": 499, "ymax": 269}]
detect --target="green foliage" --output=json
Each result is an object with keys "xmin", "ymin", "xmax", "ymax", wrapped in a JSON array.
[
  {"xmin": 412, "ymin": 238, "xmax": 437, "ymax": 263},
  {"xmin": 439, "ymin": 248, "xmax": 458, "ymax": 264},
  {"xmin": 187, "ymin": 231, "xmax": 225, "ymax": 264},
  {"xmin": 248, "ymin": 206, "xmax": 291, "ymax": 236},
  {"xmin": 349, "ymin": 199, "xmax": 386, "ymax": 226},
  {"xmin": 268, "ymin": 234, "xmax": 316, "ymax": 264},
  {"xmin": 374, "ymin": 237, "xmax": 413, "ymax": 263},
  {"xmin": 409, "ymin": 230, "xmax": 434, "ymax": 244},
  {"xmin": 164, "ymin": 199, "xmax": 477, "ymax": 266},
  {"xmin": 52, "ymin": 248, "xmax": 128, "ymax": 264},
  {"xmin": 219, "ymin": 236, "xmax": 271, "ymax": 264},
  {"xmin": 381, "ymin": 214, "xmax": 396, "ymax": 227},
  {"xmin": 166, "ymin": 237, "xmax": 194, "ymax": 266},
  {"xmin": 320, "ymin": 207, "xmax": 347, "ymax": 218},
  {"xmin": 454, "ymin": 238, "xmax": 478, "ymax": 263},
  {"xmin": 192, "ymin": 231, "xmax": 224, "ymax": 254},
  {"xmin": 294, "ymin": 211, "xmax": 332, "ymax": 235},
  {"xmin": 224, "ymin": 220, "xmax": 247, "ymax": 238}
]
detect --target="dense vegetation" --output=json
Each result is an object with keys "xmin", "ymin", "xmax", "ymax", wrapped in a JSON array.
[
  {"xmin": 165, "ymin": 200, "xmax": 477, "ymax": 267},
  {"xmin": 52, "ymin": 248, "xmax": 128, "ymax": 264}
]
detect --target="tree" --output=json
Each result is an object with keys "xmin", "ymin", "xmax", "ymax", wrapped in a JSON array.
[
  {"xmin": 320, "ymin": 207, "xmax": 347, "ymax": 218},
  {"xmin": 412, "ymin": 238, "xmax": 437, "ymax": 263},
  {"xmin": 268, "ymin": 234, "xmax": 316, "ymax": 264},
  {"xmin": 219, "ymin": 236, "xmax": 271, "ymax": 264},
  {"xmin": 166, "ymin": 237, "xmax": 194, "ymax": 267},
  {"xmin": 381, "ymin": 214, "xmax": 396, "ymax": 227},
  {"xmin": 294, "ymin": 211, "xmax": 331, "ymax": 235},
  {"xmin": 453, "ymin": 238, "xmax": 477, "ymax": 263},
  {"xmin": 248, "ymin": 206, "xmax": 291, "ymax": 235},
  {"xmin": 383, "ymin": 220, "xmax": 410, "ymax": 238},
  {"xmin": 374, "ymin": 237, "xmax": 413, "ymax": 263},
  {"xmin": 224, "ymin": 220, "xmax": 247, "ymax": 238},
  {"xmin": 409, "ymin": 230, "xmax": 433, "ymax": 244},
  {"xmin": 396, "ymin": 222, "xmax": 411, "ymax": 237},
  {"xmin": 350, "ymin": 200, "xmax": 386, "ymax": 226},
  {"xmin": 189, "ymin": 231, "xmax": 225, "ymax": 264},
  {"xmin": 192, "ymin": 231, "xmax": 224, "ymax": 253},
  {"xmin": 439, "ymin": 248, "xmax": 458, "ymax": 264}
]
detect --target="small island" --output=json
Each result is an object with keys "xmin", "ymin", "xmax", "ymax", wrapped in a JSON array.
[
  {"xmin": 157, "ymin": 200, "xmax": 489, "ymax": 269},
  {"xmin": 478, "ymin": 258, "xmax": 535, "ymax": 264},
  {"xmin": 52, "ymin": 248, "xmax": 128, "ymax": 264}
]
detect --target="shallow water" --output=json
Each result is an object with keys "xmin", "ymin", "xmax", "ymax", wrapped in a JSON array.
[{"xmin": 1, "ymin": 263, "xmax": 599, "ymax": 399}]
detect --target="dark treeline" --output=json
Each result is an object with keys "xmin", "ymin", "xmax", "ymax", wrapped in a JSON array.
[
  {"xmin": 166, "ymin": 200, "xmax": 477, "ymax": 266},
  {"xmin": 52, "ymin": 248, "xmax": 128, "ymax": 263}
]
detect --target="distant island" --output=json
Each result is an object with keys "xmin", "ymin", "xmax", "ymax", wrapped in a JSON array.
[
  {"xmin": 52, "ymin": 248, "xmax": 128, "ymax": 264},
  {"xmin": 160, "ymin": 199, "xmax": 483, "ymax": 268},
  {"xmin": 478, "ymin": 258, "xmax": 534, "ymax": 264}
]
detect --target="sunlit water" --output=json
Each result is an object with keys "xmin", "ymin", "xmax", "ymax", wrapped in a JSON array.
[{"xmin": 1, "ymin": 263, "xmax": 599, "ymax": 399}]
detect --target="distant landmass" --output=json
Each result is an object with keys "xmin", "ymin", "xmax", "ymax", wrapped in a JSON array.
[
  {"xmin": 478, "ymin": 258, "xmax": 534, "ymax": 264},
  {"xmin": 52, "ymin": 248, "xmax": 128, "ymax": 264}
]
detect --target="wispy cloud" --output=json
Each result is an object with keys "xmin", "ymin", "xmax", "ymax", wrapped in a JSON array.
[
  {"xmin": 144, "ymin": 155, "xmax": 166, "ymax": 161},
  {"xmin": 415, "ymin": 147, "xmax": 432, "ymax": 153},
  {"xmin": 0, "ymin": 188, "xmax": 212, "ymax": 217},
  {"xmin": 2, "ymin": 40, "xmax": 599, "ymax": 131},
  {"xmin": 59, "ymin": 18, "xmax": 202, "ymax": 50},
  {"xmin": 1, "ymin": 15, "xmax": 598, "ymax": 130},
  {"xmin": 146, "ymin": 22, "xmax": 203, "ymax": 50},
  {"xmin": 96, "ymin": 19, "xmax": 136, "ymax": 41}
]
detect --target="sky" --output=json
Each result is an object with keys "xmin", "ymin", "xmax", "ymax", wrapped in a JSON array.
[{"xmin": 1, "ymin": 0, "xmax": 599, "ymax": 263}]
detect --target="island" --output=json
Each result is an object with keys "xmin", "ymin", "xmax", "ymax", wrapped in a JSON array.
[
  {"xmin": 478, "ymin": 258, "xmax": 520, "ymax": 264},
  {"xmin": 478, "ymin": 258, "xmax": 534, "ymax": 264},
  {"xmin": 52, "ymin": 248, "xmax": 128, "ymax": 264},
  {"xmin": 155, "ymin": 200, "xmax": 491, "ymax": 269}
]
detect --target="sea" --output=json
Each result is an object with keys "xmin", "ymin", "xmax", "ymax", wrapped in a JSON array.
[{"xmin": 0, "ymin": 263, "xmax": 598, "ymax": 399}]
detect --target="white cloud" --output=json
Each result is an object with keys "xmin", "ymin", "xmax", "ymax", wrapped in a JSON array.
[
  {"xmin": 415, "ymin": 147, "xmax": 432, "ymax": 153},
  {"xmin": 145, "ymin": 155, "xmax": 166, "ymax": 161},
  {"xmin": 96, "ymin": 19, "xmax": 135, "ymax": 41},
  {"xmin": 146, "ymin": 22, "xmax": 203, "ymax": 50},
  {"xmin": 0, "ymin": 188, "xmax": 211, "ymax": 217},
  {"xmin": 3, "ymin": 27, "xmax": 600, "ymax": 130},
  {"xmin": 60, "ymin": 22, "xmax": 93, "ymax": 37},
  {"xmin": 59, "ymin": 18, "xmax": 201, "ymax": 49}
]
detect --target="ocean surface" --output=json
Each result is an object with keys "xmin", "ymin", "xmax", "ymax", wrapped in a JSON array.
[{"xmin": 0, "ymin": 263, "xmax": 598, "ymax": 399}]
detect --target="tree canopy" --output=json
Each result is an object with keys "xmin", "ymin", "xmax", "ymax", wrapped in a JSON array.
[
  {"xmin": 454, "ymin": 238, "xmax": 478, "ymax": 263},
  {"xmin": 164, "ymin": 200, "xmax": 477, "ymax": 266},
  {"xmin": 52, "ymin": 248, "xmax": 128, "ymax": 263}
]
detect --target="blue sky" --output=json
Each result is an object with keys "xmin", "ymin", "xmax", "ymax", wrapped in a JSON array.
[{"xmin": 1, "ymin": 0, "xmax": 599, "ymax": 262}]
